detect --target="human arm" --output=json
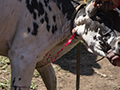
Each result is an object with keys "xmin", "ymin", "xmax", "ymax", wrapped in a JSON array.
[
  {"xmin": 107, "ymin": 49, "xmax": 120, "ymax": 66},
  {"xmin": 94, "ymin": 0, "xmax": 120, "ymax": 10}
]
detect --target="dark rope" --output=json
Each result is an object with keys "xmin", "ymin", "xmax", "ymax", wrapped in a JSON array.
[{"xmin": 95, "ymin": 56, "xmax": 104, "ymax": 62}]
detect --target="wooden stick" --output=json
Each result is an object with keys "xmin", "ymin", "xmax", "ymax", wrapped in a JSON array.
[
  {"xmin": 37, "ymin": 64, "xmax": 56, "ymax": 90},
  {"xmin": 76, "ymin": 42, "xmax": 81, "ymax": 90}
]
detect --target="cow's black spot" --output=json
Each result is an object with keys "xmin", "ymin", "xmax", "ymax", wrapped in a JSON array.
[
  {"xmin": 40, "ymin": 18, "xmax": 44, "ymax": 24},
  {"xmin": 54, "ymin": 25, "xmax": 57, "ymax": 32},
  {"xmin": 32, "ymin": 22, "xmax": 39, "ymax": 36},
  {"xmin": 31, "ymin": 0, "xmax": 38, "ymax": 9},
  {"xmin": 33, "ymin": 12, "xmax": 37, "ymax": 20},
  {"xmin": 52, "ymin": 25, "xmax": 55, "ymax": 34},
  {"xmin": 18, "ymin": 78, "xmax": 21, "ymax": 81},
  {"xmin": 52, "ymin": 25, "xmax": 57, "ymax": 34},
  {"xmin": 26, "ymin": 0, "xmax": 34, "ymax": 14},
  {"xmin": 26, "ymin": 0, "xmax": 44, "ymax": 18},
  {"xmin": 48, "ymin": 6, "xmax": 52, "ymax": 11},
  {"xmin": 47, "ymin": 24, "xmax": 50, "ymax": 31},
  {"xmin": 57, "ymin": 3, "xmax": 61, "ymax": 10},
  {"xmin": 44, "ymin": 0, "xmax": 49, "ymax": 7},
  {"xmin": 38, "ymin": 2, "xmax": 44, "ymax": 16},
  {"xmin": 93, "ymin": 36, "xmax": 96, "ymax": 40},
  {"xmin": 53, "ymin": 15, "xmax": 56, "ymax": 22},
  {"xmin": 44, "ymin": 12, "xmax": 49, "ymax": 23},
  {"xmin": 28, "ymin": 28, "xmax": 31, "ymax": 33},
  {"xmin": 56, "ymin": 0, "xmax": 75, "ymax": 20}
]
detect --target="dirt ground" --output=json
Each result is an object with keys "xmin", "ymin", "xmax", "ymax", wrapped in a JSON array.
[{"xmin": 31, "ymin": 44, "xmax": 120, "ymax": 90}]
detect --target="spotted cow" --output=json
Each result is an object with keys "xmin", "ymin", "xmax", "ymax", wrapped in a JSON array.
[{"xmin": 0, "ymin": 0, "xmax": 120, "ymax": 90}]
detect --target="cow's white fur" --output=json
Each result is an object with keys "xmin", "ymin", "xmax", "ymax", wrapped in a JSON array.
[
  {"xmin": 73, "ymin": 1, "xmax": 120, "ymax": 57},
  {"xmin": 0, "ymin": 0, "xmax": 80, "ymax": 89},
  {"xmin": 0, "ymin": 0, "xmax": 120, "ymax": 90}
]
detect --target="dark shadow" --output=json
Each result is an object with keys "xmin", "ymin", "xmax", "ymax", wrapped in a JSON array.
[{"xmin": 54, "ymin": 44, "xmax": 101, "ymax": 76}]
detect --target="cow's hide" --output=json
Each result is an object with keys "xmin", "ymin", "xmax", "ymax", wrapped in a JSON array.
[
  {"xmin": 0, "ymin": 0, "xmax": 120, "ymax": 90},
  {"xmin": 73, "ymin": 1, "xmax": 120, "ymax": 57}
]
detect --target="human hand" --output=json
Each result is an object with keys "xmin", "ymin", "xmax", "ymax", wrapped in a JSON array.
[
  {"xmin": 94, "ymin": 0, "xmax": 120, "ymax": 10},
  {"xmin": 107, "ymin": 49, "xmax": 120, "ymax": 66}
]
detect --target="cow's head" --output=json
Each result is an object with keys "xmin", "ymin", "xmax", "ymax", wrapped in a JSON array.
[{"xmin": 73, "ymin": 1, "xmax": 120, "ymax": 57}]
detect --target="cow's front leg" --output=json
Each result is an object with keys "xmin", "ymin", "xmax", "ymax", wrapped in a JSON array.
[
  {"xmin": 36, "ymin": 63, "xmax": 56, "ymax": 90},
  {"xmin": 8, "ymin": 49, "xmax": 37, "ymax": 90}
]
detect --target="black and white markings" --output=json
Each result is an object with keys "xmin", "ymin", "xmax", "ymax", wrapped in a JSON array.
[
  {"xmin": 44, "ymin": 0, "xmax": 49, "ymax": 7},
  {"xmin": 32, "ymin": 22, "xmax": 39, "ymax": 36},
  {"xmin": 27, "ymin": 27, "xmax": 31, "ymax": 33},
  {"xmin": 52, "ymin": 25, "xmax": 57, "ymax": 34},
  {"xmin": 27, "ymin": 22, "xmax": 39, "ymax": 36},
  {"xmin": 53, "ymin": 15, "xmax": 56, "ymax": 22},
  {"xmin": 44, "ymin": 12, "xmax": 49, "ymax": 23},
  {"xmin": 40, "ymin": 18, "xmax": 44, "ymax": 24},
  {"xmin": 47, "ymin": 24, "xmax": 50, "ymax": 31},
  {"xmin": 25, "ymin": 0, "xmax": 75, "ymax": 35},
  {"xmin": 26, "ymin": 0, "xmax": 45, "ymax": 17}
]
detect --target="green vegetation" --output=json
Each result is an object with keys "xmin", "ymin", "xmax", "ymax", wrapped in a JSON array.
[{"xmin": 30, "ymin": 81, "xmax": 38, "ymax": 90}]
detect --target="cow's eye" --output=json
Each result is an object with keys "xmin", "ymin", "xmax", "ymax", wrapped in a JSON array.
[{"xmin": 83, "ymin": 14, "xmax": 86, "ymax": 17}]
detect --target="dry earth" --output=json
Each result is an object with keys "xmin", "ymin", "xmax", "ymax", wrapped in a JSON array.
[{"xmin": 33, "ymin": 44, "xmax": 120, "ymax": 90}]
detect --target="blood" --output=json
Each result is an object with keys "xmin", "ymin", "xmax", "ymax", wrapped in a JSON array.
[
  {"xmin": 53, "ymin": 34, "xmax": 75, "ymax": 63},
  {"xmin": 45, "ymin": 52, "xmax": 49, "ymax": 56},
  {"xmin": 43, "ymin": 34, "xmax": 75, "ymax": 65},
  {"xmin": 46, "ymin": 54, "xmax": 51, "ymax": 60}
]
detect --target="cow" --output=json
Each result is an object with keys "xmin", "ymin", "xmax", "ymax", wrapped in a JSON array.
[{"xmin": 0, "ymin": 0, "xmax": 120, "ymax": 90}]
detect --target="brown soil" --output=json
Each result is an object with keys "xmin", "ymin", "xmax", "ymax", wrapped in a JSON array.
[{"xmin": 32, "ymin": 44, "xmax": 120, "ymax": 90}]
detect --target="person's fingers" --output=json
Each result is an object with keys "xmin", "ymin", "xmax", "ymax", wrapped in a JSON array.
[
  {"xmin": 107, "ymin": 50, "xmax": 120, "ymax": 66},
  {"xmin": 94, "ymin": 0, "xmax": 120, "ymax": 10},
  {"xmin": 112, "ymin": 55, "xmax": 120, "ymax": 66},
  {"xmin": 94, "ymin": 0, "xmax": 110, "ymax": 6},
  {"xmin": 107, "ymin": 49, "xmax": 113, "ymax": 54},
  {"xmin": 107, "ymin": 49, "xmax": 120, "ymax": 66},
  {"xmin": 96, "ymin": 1, "xmax": 116, "ymax": 10},
  {"xmin": 107, "ymin": 50, "xmax": 116, "ymax": 64},
  {"xmin": 107, "ymin": 50, "xmax": 115, "ymax": 59}
]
